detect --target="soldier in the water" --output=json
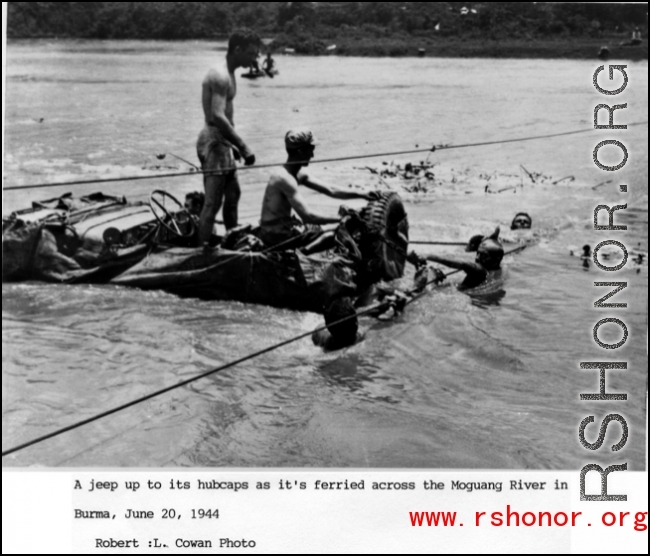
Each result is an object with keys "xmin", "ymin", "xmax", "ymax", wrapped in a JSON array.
[
  {"xmin": 312, "ymin": 298, "xmax": 365, "ymax": 351},
  {"xmin": 312, "ymin": 262, "xmax": 439, "ymax": 350},
  {"xmin": 465, "ymin": 213, "xmax": 531, "ymax": 252},
  {"xmin": 196, "ymin": 29, "xmax": 260, "ymax": 245},
  {"xmin": 511, "ymin": 212, "xmax": 532, "ymax": 230},
  {"xmin": 410, "ymin": 228, "xmax": 504, "ymax": 290}
]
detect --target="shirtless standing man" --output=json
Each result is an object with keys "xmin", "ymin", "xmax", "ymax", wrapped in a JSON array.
[
  {"xmin": 259, "ymin": 129, "xmax": 379, "ymax": 253},
  {"xmin": 197, "ymin": 29, "xmax": 260, "ymax": 244}
]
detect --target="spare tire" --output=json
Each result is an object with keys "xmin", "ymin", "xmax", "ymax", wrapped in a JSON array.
[{"xmin": 361, "ymin": 192, "xmax": 409, "ymax": 281}]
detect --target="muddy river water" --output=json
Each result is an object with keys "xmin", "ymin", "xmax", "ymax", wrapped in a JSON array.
[{"xmin": 2, "ymin": 40, "xmax": 647, "ymax": 468}]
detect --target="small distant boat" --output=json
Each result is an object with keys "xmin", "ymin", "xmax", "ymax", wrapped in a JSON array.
[
  {"xmin": 241, "ymin": 68, "xmax": 279, "ymax": 79},
  {"xmin": 241, "ymin": 69, "xmax": 267, "ymax": 79}
]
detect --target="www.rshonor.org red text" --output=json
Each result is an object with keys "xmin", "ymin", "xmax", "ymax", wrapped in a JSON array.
[{"xmin": 409, "ymin": 507, "xmax": 648, "ymax": 530}]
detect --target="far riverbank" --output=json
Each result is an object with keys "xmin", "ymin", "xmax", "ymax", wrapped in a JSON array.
[
  {"xmin": 270, "ymin": 34, "xmax": 648, "ymax": 60},
  {"xmin": 8, "ymin": 35, "xmax": 647, "ymax": 61}
]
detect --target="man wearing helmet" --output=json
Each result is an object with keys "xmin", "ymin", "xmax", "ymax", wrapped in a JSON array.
[
  {"xmin": 258, "ymin": 129, "xmax": 378, "ymax": 253},
  {"xmin": 408, "ymin": 228, "xmax": 504, "ymax": 290}
]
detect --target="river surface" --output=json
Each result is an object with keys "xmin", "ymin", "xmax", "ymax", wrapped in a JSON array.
[{"xmin": 2, "ymin": 40, "xmax": 648, "ymax": 468}]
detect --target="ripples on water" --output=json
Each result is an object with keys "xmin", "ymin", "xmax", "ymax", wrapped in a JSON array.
[{"xmin": 2, "ymin": 41, "xmax": 648, "ymax": 468}]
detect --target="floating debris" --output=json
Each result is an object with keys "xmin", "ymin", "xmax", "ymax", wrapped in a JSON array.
[
  {"xmin": 592, "ymin": 179, "xmax": 613, "ymax": 190},
  {"xmin": 353, "ymin": 159, "xmax": 583, "ymax": 198},
  {"xmin": 356, "ymin": 160, "xmax": 439, "ymax": 183},
  {"xmin": 142, "ymin": 165, "xmax": 180, "ymax": 171},
  {"xmin": 520, "ymin": 165, "xmax": 536, "ymax": 183},
  {"xmin": 553, "ymin": 175, "xmax": 575, "ymax": 185}
]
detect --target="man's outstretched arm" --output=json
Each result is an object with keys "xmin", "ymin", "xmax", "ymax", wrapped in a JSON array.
[
  {"xmin": 299, "ymin": 171, "xmax": 378, "ymax": 201},
  {"xmin": 282, "ymin": 180, "xmax": 340, "ymax": 226},
  {"xmin": 420, "ymin": 253, "xmax": 485, "ymax": 278}
]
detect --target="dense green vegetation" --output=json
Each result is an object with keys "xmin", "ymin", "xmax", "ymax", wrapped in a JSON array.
[
  {"xmin": 7, "ymin": 2, "xmax": 280, "ymax": 40},
  {"xmin": 7, "ymin": 2, "xmax": 648, "ymax": 59}
]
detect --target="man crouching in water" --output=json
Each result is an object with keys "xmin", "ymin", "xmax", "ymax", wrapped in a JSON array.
[
  {"xmin": 409, "ymin": 228, "xmax": 504, "ymax": 290},
  {"xmin": 312, "ymin": 298, "xmax": 365, "ymax": 351},
  {"xmin": 259, "ymin": 129, "xmax": 379, "ymax": 253}
]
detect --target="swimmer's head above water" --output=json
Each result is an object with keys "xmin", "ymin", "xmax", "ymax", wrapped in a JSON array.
[{"xmin": 511, "ymin": 212, "xmax": 533, "ymax": 230}]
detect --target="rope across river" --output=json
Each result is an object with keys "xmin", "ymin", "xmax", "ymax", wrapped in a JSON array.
[
  {"xmin": 3, "ymin": 121, "xmax": 642, "ymax": 457},
  {"xmin": 4, "ymin": 122, "xmax": 647, "ymax": 192},
  {"xmin": 1, "ymin": 245, "xmax": 527, "ymax": 458}
]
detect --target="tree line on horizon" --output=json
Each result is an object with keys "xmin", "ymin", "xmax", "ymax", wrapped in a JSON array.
[{"xmin": 7, "ymin": 2, "xmax": 646, "ymax": 43}]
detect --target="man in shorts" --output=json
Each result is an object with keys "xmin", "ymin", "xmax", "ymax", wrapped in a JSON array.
[
  {"xmin": 197, "ymin": 28, "xmax": 260, "ymax": 245},
  {"xmin": 259, "ymin": 129, "xmax": 378, "ymax": 253}
]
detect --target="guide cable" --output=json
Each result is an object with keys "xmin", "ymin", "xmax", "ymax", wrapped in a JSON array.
[
  {"xmin": 1, "ymin": 119, "xmax": 633, "ymax": 456},
  {"xmin": 4, "ymin": 122, "xmax": 647, "ymax": 192}
]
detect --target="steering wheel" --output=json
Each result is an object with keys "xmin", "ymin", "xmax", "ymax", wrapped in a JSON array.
[{"xmin": 149, "ymin": 190, "xmax": 196, "ymax": 238}]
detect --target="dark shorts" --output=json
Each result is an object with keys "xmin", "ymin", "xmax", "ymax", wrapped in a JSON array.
[
  {"xmin": 196, "ymin": 126, "xmax": 237, "ymax": 182},
  {"xmin": 258, "ymin": 218, "xmax": 323, "ymax": 251}
]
